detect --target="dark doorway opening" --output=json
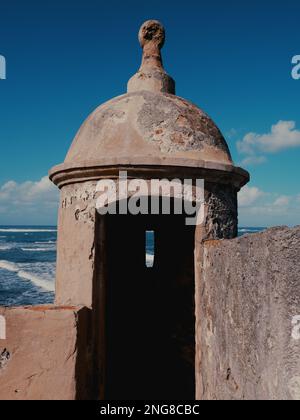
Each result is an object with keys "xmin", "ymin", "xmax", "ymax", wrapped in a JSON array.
[{"xmin": 101, "ymin": 199, "xmax": 195, "ymax": 400}]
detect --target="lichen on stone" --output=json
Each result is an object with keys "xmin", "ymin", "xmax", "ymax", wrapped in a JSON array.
[{"xmin": 0, "ymin": 348, "xmax": 10, "ymax": 370}]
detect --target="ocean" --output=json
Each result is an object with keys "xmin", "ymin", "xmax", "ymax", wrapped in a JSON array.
[{"xmin": 0, "ymin": 226, "xmax": 265, "ymax": 306}]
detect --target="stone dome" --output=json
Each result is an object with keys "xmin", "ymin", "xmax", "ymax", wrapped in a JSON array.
[
  {"xmin": 50, "ymin": 20, "xmax": 249, "ymax": 188},
  {"xmin": 65, "ymin": 90, "xmax": 232, "ymax": 166}
]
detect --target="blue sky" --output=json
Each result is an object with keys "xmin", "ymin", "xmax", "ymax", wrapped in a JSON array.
[{"xmin": 0, "ymin": 0, "xmax": 299, "ymax": 226}]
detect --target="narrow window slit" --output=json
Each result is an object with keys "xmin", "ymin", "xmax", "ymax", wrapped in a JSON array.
[{"xmin": 146, "ymin": 230, "xmax": 155, "ymax": 268}]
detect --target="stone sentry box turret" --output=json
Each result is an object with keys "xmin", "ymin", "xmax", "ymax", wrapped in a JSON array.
[
  {"xmin": 48, "ymin": 20, "xmax": 249, "ymax": 399},
  {"xmin": 1, "ymin": 21, "xmax": 299, "ymax": 401}
]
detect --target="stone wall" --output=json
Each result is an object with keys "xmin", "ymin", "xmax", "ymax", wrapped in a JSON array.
[
  {"xmin": 204, "ymin": 182, "xmax": 238, "ymax": 240},
  {"xmin": 197, "ymin": 226, "xmax": 300, "ymax": 400},
  {"xmin": 0, "ymin": 306, "xmax": 92, "ymax": 400},
  {"xmin": 55, "ymin": 181, "xmax": 97, "ymax": 307}
]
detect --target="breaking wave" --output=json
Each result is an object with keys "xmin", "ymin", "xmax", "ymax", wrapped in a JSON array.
[
  {"xmin": 35, "ymin": 241, "xmax": 56, "ymax": 244},
  {"xmin": 0, "ymin": 228, "xmax": 57, "ymax": 233},
  {"xmin": 21, "ymin": 248, "xmax": 55, "ymax": 252},
  {"xmin": 0, "ymin": 245, "xmax": 12, "ymax": 250},
  {"xmin": 0, "ymin": 260, "xmax": 55, "ymax": 292},
  {"xmin": 146, "ymin": 253, "xmax": 154, "ymax": 267}
]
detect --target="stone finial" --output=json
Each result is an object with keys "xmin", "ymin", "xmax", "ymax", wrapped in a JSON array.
[
  {"xmin": 127, "ymin": 20, "xmax": 175, "ymax": 94},
  {"xmin": 138, "ymin": 20, "xmax": 165, "ymax": 69},
  {"xmin": 139, "ymin": 20, "xmax": 165, "ymax": 49}
]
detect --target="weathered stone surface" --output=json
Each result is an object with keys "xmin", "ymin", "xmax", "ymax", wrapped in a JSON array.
[
  {"xmin": 197, "ymin": 226, "xmax": 300, "ymax": 400},
  {"xmin": 0, "ymin": 306, "xmax": 92, "ymax": 400},
  {"xmin": 55, "ymin": 178, "xmax": 239, "ymax": 307},
  {"xmin": 49, "ymin": 21, "xmax": 250, "ymax": 189},
  {"xmin": 63, "ymin": 91, "xmax": 233, "ymax": 167},
  {"xmin": 128, "ymin": 20, "xmax": 175, "ymax": 95},
  {"xmin": 56, "ymin": 182, "xmax": 97, "ymax": 307},
  {"xmin": 204, "ymin": 182, "xmax": 238, "ymax": 240}
]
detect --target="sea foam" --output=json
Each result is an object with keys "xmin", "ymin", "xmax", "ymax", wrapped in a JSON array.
[
  {"xmin": 0, "ymin": 245, "xmax": 12, "ymax": 251},
  {"xmin": 0, "ymin": 260, "xmax": 55, "ymax": 292},
  {"xmin": 21, "ymin": 248, "xmax": 55, "ymax": 252},
  {"xmin": 0, "ymin": 229, "xmax": 57, "ymax": 233}
]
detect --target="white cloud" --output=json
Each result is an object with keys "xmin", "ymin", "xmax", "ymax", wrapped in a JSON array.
[
  {"xmin": 237, "ymin": 121, "xmax": 300, "ymax": 166},
  {"xmin": 238, "ymin": 185, "xmax": 300, "ymax": 227},
  {"xmin": 239, "ymin": 185, "xmax": 265, "ymax": 207},
  {"xmin": 0, "ymin": 176, "xmax": 59, "ymax": 224},
  {"xmin": 240, "ymin": 156, "xmax": 267, "ymax": 166},
  {"xmin": 273, "ymin": 195, "xmax": 290, "ymax": 207}
]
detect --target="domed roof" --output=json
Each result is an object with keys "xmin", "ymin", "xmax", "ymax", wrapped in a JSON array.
[
  {"xmin": 65, "ymin": 90, "xmax": 232, "ymax": 165},
  {"xmin": 50, "ymin": 20, "xmax": 249, "ymax": 188}
]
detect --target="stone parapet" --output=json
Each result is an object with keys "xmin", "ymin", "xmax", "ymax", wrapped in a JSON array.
[
  {"xmin": 0, "ymin": 305, "xmax": 92, "ymax": 400},
  {"xmin": 197, "ymin": 226, "xmax": 300, "ymax": 400}
]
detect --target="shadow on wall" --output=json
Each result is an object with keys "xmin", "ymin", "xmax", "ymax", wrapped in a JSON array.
[{"xmin": 93, "ymin": 198, "xmax": 196, "ymax": 400}]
